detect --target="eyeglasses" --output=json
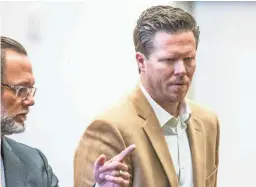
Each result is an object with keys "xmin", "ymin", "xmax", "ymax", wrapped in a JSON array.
[{"xmin": 1, "ymin": 83, "xmax": 37, "ymax": 100}]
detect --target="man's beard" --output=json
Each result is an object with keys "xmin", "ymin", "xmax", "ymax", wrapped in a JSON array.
[{"xmin": 1, "ymin": 105, "xmax": 25, "ymax": 136}]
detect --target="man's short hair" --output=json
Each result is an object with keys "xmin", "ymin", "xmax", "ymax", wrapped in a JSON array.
[
  {"xmin": 1, "ymin": 36, "xmax": 27, "ymax": 82},
  {"xmin": 133, "ymin": 5, "xmax": 200, "ymax": 58}
]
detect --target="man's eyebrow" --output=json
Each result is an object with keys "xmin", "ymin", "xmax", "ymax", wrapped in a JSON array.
[
  {"xmin": 184, "ymin": 51, "xmax": 196, "ymax": 55},
  {"xmin": 13, "ymin": 80, "xmax": 35, "ymax": 87}
]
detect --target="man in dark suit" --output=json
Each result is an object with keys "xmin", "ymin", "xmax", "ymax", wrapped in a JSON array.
[
  {"xmin": 1, "ymin": 36, "xmax": 134, "ymax": 187},
  {"xmin": 0, "ymin": 36, "xmax": 59, "ymax": 187}
]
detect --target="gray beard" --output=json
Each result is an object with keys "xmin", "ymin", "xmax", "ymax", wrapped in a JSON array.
[{"xmin": 1, "ymin": 105, "xmax": 25, "ymax": 136}]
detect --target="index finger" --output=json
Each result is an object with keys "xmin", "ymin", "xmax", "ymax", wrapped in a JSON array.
[{"xmin": 114, "ymin": 144, "xmax": 136, "ymax": 162}]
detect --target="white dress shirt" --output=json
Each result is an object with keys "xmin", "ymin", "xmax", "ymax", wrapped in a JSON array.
[{"xmin": 140, "ymin": 84, "xmax": 194, "ymax": 187}]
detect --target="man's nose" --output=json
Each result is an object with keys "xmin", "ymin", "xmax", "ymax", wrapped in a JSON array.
[
  {"xmin": 174, "ymin": 60, "xmax": 186, "ymax": 76},
  {"xmin": 22, "ymin": 94, "xmax": 35, "ymax": 107}
]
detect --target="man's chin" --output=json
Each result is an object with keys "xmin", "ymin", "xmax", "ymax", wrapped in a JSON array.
[
  {"xmin": 166, "ymin": 95, "xmax": 185, "ymax": 103},
  {"xmin": 12, "ymin": 122, "xmax": 26, "ymax": 133},
  {"xmin": 1, "ymin": 122, "xmax": 26, "ymax": 136}
]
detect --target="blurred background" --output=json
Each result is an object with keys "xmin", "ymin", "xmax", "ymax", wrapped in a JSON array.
[{"xmin": 1, "ymin": 1, "xmax": 256, "ymax": 186}]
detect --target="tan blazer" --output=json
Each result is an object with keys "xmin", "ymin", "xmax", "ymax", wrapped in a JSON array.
[{"xmin": 74, "ymin": 85, "xmax": 220, "ymax": 187}]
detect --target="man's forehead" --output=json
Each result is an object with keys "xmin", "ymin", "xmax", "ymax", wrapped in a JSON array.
[
  {"xmin": 151, "ymin": 31, "xmax": 196, "ymax": 55},
  {"xmin": 4, "ymin": 49, "xmax": 34, "ymax": 85},
  {"xmin": 5, "ymin": 49, "xmax": 29, "ymax": 63},
  {"xmin": 153, "ymin": 31, "xmax": 196, "ymax": 46}
]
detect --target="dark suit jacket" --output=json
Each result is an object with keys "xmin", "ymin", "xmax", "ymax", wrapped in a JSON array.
[{"xmin": 1, "ymin": 136, "xmax": 59, "ymax": 187}]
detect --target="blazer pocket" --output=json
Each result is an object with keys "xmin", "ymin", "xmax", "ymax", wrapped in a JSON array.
[{"xmin": 205, "ymin": 167, "xmax": 217, "ymax": 187}]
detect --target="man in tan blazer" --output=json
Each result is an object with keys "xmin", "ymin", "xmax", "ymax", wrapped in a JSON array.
[{"xmin": 74, "ymin": 5, "xmax": 220, "ymax": 187}]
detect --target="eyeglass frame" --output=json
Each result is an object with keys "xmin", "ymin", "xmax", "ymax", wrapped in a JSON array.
[{"xmin": 1, "ymin": 83, "xmax": 37, "ymax": 100}]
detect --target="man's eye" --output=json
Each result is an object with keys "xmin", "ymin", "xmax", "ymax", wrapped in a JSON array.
[
  {"xmin": 184, "ymin": 57, "xmax": 194, "ymax": 62},
  {"xmin": 18, "ymin": 87, "xmax": 28, "ymax": 97},
  {"xmin": 163, "ymin": 58, "xmax": 177, "ymax": 63}
]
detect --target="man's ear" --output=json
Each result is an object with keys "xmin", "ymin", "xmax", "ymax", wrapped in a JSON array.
[{"xmin": 135, "ymin": 52, "xmax": 146, "ymax": 73}]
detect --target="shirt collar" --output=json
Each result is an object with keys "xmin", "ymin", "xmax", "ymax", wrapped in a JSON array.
[{"xmin": 140, "ymin": 83, "xmax": 191, "ymax": 128}]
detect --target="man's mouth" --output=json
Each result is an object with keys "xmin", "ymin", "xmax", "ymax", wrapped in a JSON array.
[
  {"xmin": 15, "ymin": 112, "xmax": 28, "ymax": 122},
  {"xmin": 168, "ymin": 82, "xmax": 186, "ymax": 86}
]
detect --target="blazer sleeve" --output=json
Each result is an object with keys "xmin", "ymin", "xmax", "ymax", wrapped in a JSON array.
[
  {"xmin": 37, "ymin": 149, "xmax": 59, "ymax": 187},
  {"xmin": 74, "ymin": 119, "xmax": 132, "ymax": 187}
]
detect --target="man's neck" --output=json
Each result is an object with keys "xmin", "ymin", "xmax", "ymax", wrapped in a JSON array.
[
  {"xmin": 140, "ymin": 79, "xmax": 180, "ymax": 117},
  {"xmin": 157, "ymin": 100, "xmax": 180, "ymax": 118}
]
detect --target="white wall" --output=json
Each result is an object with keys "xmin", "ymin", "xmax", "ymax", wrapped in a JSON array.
[{"xmin": 194, "ymin": 2, "xmax": 256, "ymax": 186}]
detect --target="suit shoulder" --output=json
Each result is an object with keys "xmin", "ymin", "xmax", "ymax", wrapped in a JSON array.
[
  {"xmin": 188, "ymin": 99, "xmax": 218, "ymax": 117},
  {"xmin": 187, "ymin": 100, "xmax": 219, "ymax": 128},
  {"xmin": 3, "ymin": 137, "xmax": 59, "ymax": 186},
  {"xmin": 95, "ymin": 96, "xmax": 138, "ymax": 123},
  {"xmin": 4, "ymin": 137, "xmax": 49, "ymax": 167},
  {"xmin": 4, "ymin": 136, "xmax": 38, "ymax": 153}
]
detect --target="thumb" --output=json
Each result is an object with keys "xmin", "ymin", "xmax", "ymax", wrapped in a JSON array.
[{"xmin": 94, "ymin": 154, "xmax": 106, "ymax": 171}]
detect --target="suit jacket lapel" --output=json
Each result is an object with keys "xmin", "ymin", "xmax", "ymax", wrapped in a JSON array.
[
  {"xmin": 2, "ymin": 137, "xmax": 26, "ymax": 187},
  {"xmin": 129, "ymin": 85, "xmax": 178, "ymax": 187},
  {"xmin": 187, "ymin": 116, "xmax": 205, "ymax": 187},
  {"xmin": 143, "ymin": 114, "xmax": 179, "ymax": 187}
]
